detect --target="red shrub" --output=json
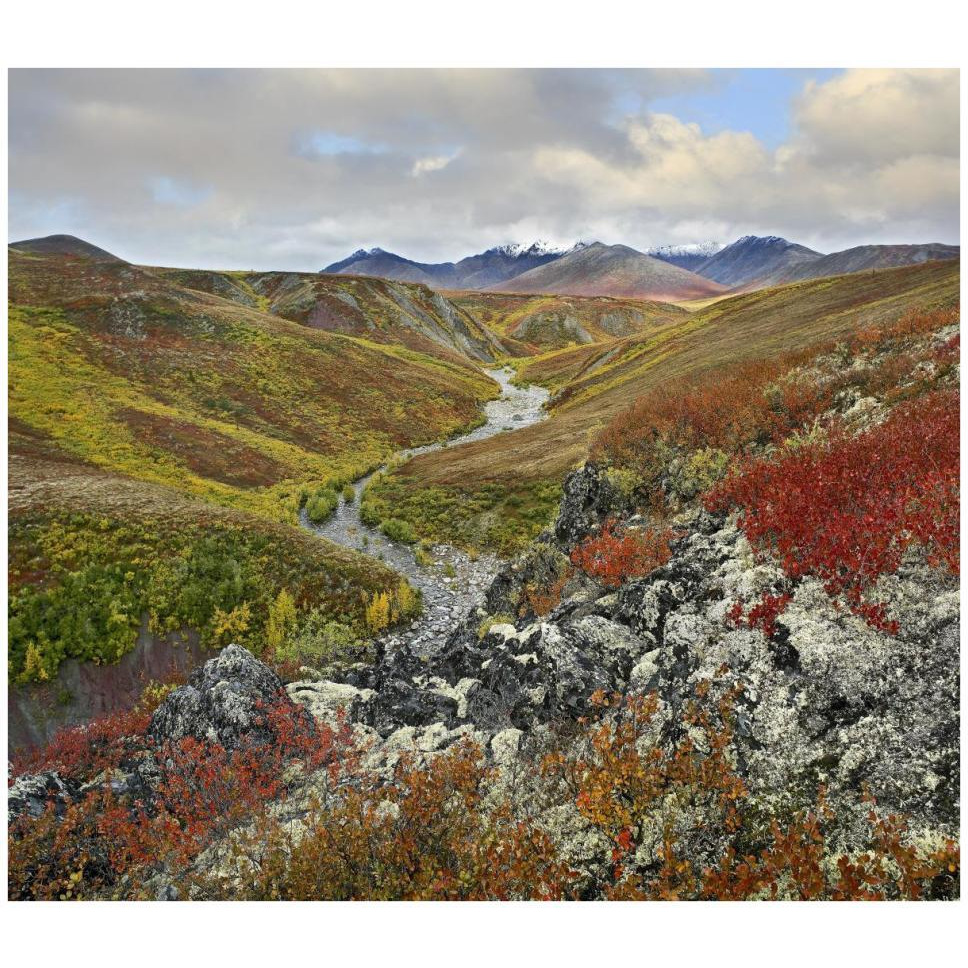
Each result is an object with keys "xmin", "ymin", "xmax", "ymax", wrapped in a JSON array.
[
  {"xmin": 10, "ymin": 707, "xmax": 152, "ymax": 782},
  {"xmin": 570, "ymin": 520, "xmax": 673, "ymax": 589},
  {"xmin": 728, "ymin": 593, "xmax": 793, "ymax": 638},
  {"xmin": 8, "ymin": 696, "xmax": 356, "ymax": 898},
  {"xmin": 592, "ymin": 308, "xmax": 960, "ymax": 510},
  {"xmin": 707, "ymin": 390, "xmax": 959, "ymax": 630}
]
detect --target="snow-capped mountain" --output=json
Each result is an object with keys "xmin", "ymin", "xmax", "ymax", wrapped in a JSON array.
[
  {"xmin": 322, "ymin": 240, "xmax": 588, "ymax": 290},
  {"xmin": 489, "ymin": 240, "xmax": 590, "ymax": 259},
  {"xmin": 646, "ymin": 241, "xmax": 725, "ymax": 272}
]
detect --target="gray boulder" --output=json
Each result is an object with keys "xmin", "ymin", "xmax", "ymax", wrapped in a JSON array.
[
  {"xmin": 8, "ymin": 771, "xmax": 80, "ymax": 821},
  {"xmin": 147, "ymin": 644, "xmax": 289, "ymax": 748}
]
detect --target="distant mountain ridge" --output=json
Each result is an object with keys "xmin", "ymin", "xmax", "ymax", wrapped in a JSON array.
[
  {"xmin": 693, "ymin": 235, "xmax": 825, "ymax": 288},
  {"xmin": 778, "ymin": 243, "xmax": 960, "ymax": 284},
  {"xmin": 491, "ymin": 242, "xmax": 727, "ymax": 301},
  {"xmin": 322, "ymin": 241, "xmax": 586, "ymax": 290},
  {"xmin": 12, "ymin": 233, "xmax": 959, "ymax": 305}
]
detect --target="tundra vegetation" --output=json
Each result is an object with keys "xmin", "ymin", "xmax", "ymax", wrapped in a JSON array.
[
  {"xmin": 363, "ymin": 261, "xmax": 958, "ymax": 555},
  {"xmin": 6, "ymin": 239, "xmax": 961, "ymax": 902}
]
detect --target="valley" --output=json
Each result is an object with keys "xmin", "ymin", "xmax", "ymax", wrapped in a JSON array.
[
  {"xmin": 6, "ymin": 231, "xmax": 961, "ymax": 902},
  {"xmin": 303, "ymin": 368, "xmax": 549, "ymax": 657},
  {"xmin": 7, "ymin": 235, "xmax": 960, "ymax": 708}
]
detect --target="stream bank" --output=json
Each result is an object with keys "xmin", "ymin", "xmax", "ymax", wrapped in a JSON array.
[{"xmin": 300, "ymin": 367, "xmax": 550, "ymax": 656}]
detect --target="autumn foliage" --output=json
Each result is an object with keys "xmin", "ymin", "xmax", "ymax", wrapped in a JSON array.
[
  {"xmin": 592, "ymin": 307, "xmax": 960, "ymax": 515},
  {"xmin": 8, "ymin": 681, "xmax": 959, "ymax": 900},
  {"xmin": 570, "ymin": 520, "xmax": 674, "ymax": 589},
  {"xmin": 8, "ymin": 696, "xmax": 350, "ymax": 900},
  {"xmin": 708, "ymin": 389, "xmax": 959, "ymax": 631}
]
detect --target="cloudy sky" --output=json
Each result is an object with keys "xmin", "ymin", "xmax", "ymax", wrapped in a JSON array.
[{"xmin": 7, "ymin": 68, "xmax": 960, "ymax": 270}]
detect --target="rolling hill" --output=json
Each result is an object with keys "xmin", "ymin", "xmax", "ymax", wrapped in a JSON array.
[
  {"xmin": 10, "ymin": 233, "xmax": 126, "ymax": 263},
  {"xmin": 778, "ymin": 243, "xmax": 960, "ymax": 283},
  {"xmin": 490, "ymin": 242, "xmax": 727, "ymax": 301},
  {"xmin": 8, "ymin": 241, "xmax": 499, "ymax": 525},
  {"xmin": 445, "ymin": 290, "xmax": 688, "ymax": 354},
  {"xmin": 154, "ymin": 267, "xmax": 504, "ymax": 363}
]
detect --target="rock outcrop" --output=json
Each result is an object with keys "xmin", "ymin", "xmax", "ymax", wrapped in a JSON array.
[
  {"xmin": 10, "ymin": 464, "xmax": 960, "ymax": 887},
  {"xmin": 147, "ymin": 644, "xmax": 289, "ymax": 748}
]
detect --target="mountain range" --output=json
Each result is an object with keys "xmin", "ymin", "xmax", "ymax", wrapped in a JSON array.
[
  {"xmin": 489, "ymin": 242, "xmax": 726, "ymax": 301},
  {"xmin": 323, "ymin": 241, "xmax": 584, "ymax": 291},
  {"xmin": 323, "ymin": 235, "xmax": 959, "ymax": 301}
]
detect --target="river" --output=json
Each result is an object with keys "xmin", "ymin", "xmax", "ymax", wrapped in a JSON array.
[{"xmin": 300, "ymin": 366, "xmax": 549, "ymax": 655}]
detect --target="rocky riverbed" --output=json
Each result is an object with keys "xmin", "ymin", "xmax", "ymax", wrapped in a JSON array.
[{"xmin": 301, "ymin": 366, "xmax": 549, "ymax": 655}]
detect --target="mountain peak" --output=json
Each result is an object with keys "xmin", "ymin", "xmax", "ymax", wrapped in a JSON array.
[
  {"xmin": 733, "ymin": 235, "xmax": 793, "ymax": 248},
  {"xmin": 489, "ymin": 240, "xmax": 588, "ymax": 259},
  {"xmin": 9, "ymin": 233, "xmax": 126, "ymax": 263},
  {"xmin": 646, "ymin": 241, "xmax": 724, "ymax": 258}
]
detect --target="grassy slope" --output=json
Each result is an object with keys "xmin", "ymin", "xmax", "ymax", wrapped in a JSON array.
[
  {"xmin": 8, "ymin": 452, "xmax": 407, "ymax": 683},
  {"xmin": 8, "ymin": 248, "xmax": 500, "ymax": 682},
  {"xmin": 9, "ymin": 249, "xmax": 498, "ymax": 525},
  {"xmin": 154, "ymin": 267, "xmax": 503, "ymax": 364},
  {"xmin": 364, "ymin": 259, "xmax": 960, "ymax": 552},
  {"xmin": 445, "ymin": 290, "xmax": 687, "ymax": 354}
]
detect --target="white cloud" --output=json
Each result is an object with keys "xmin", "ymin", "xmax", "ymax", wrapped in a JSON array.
[
  {"xmin": 7, "ymin": 68, "xmax": 959, "ymax": 268},
  {"xmin": 411, "ymin": 149, "xmax": 461, "ymax": 177}
]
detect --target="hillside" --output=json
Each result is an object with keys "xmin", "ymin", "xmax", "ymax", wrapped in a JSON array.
[
  {"xmin": 155, "ymin": 267, "xmax": 503, "ymax": 363},
  {"xmin": 363, "ymin": 258, "xmax": 960, "ymax": 552},
  {"xmin": 694, "ymin": 235, "xmax": 823, "ymax": 288},
  {"xmin": 779, "ymin": 243, "xmax": 960, "ymax": 283},
  {"xmin": 9, "ymin": 233, "xmax": 126, "ymax": 263},
  {"xmin": 7, "ymin": 450, "xmax": 409, "ymax": 696},
  {"xmin": 445, "ymin": 290, "xmax": 688, "ymax": 353},
  {"xmin": 491, "ymin": 242, "xmax": 726, "ymax": 301},
  {"xmin": 8, "ymin": 244, "xmax": 499, "ymax": 526}
]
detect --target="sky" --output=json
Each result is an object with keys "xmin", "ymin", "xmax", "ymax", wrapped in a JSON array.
[{"xmin": 7, "ymin": 68, "xmax": 961, "ymax": 270}]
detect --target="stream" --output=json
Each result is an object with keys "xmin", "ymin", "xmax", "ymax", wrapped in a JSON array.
[
  {"xmin": 9, "ymin": 368, "xmax": 549, "ymax": 753},
  {"xmin": 300, "ymin": 367, "xmax": 550, "ymax": 655}
]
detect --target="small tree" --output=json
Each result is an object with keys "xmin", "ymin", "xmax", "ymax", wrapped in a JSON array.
[{"xmin": 265, "ymin": 588, "xmax": 298, "ymax": 660}]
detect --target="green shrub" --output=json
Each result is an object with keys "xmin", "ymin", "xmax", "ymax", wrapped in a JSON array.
[
  {"xmin": 283, "ymin": 611, "xmax": 366, "ymax": 666},
  {"xmin": 342, "ymin": 484, "xmax": 356, "ymax": 503},
  {"xmin": 306, "ymin": 486, "xmax": 339, "ymax": 523},
  {"xmin": 379, "ymin": 518, "xmax": 417, "ymax": 544}
]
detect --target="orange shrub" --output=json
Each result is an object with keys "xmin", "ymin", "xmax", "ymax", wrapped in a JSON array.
[{"xmin": 570, "ymin": 520, "xmax": 673, "ymax": 589}]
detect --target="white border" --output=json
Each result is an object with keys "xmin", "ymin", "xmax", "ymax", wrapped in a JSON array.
[{"xmin": 1, "ymin": 1, "xmax": 964, "ymax": 964}]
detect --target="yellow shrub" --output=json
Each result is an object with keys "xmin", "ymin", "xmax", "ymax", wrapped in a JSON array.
[{"xmin": 365, "ymin": 591, "xmax": 391, "ymax": 634}]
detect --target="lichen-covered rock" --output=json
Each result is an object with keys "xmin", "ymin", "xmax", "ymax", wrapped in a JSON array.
[
  {"xmin": 370, "ymin": 679, "xmax": 460, "ymax": 736},
  {"xmin": 147, "ymin": 644, "xmax": 288, "ymax": 748},
  {"xmin": 8, "ymin": 771, "xmax": 80, "ymax": 820},
  {"xmin": 554, "ymin": 462, "xmax": 630, "ymax": 548},
  {"xmin": 286, "ymin": 680, "xmax": 376, "ymax": 730}
]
